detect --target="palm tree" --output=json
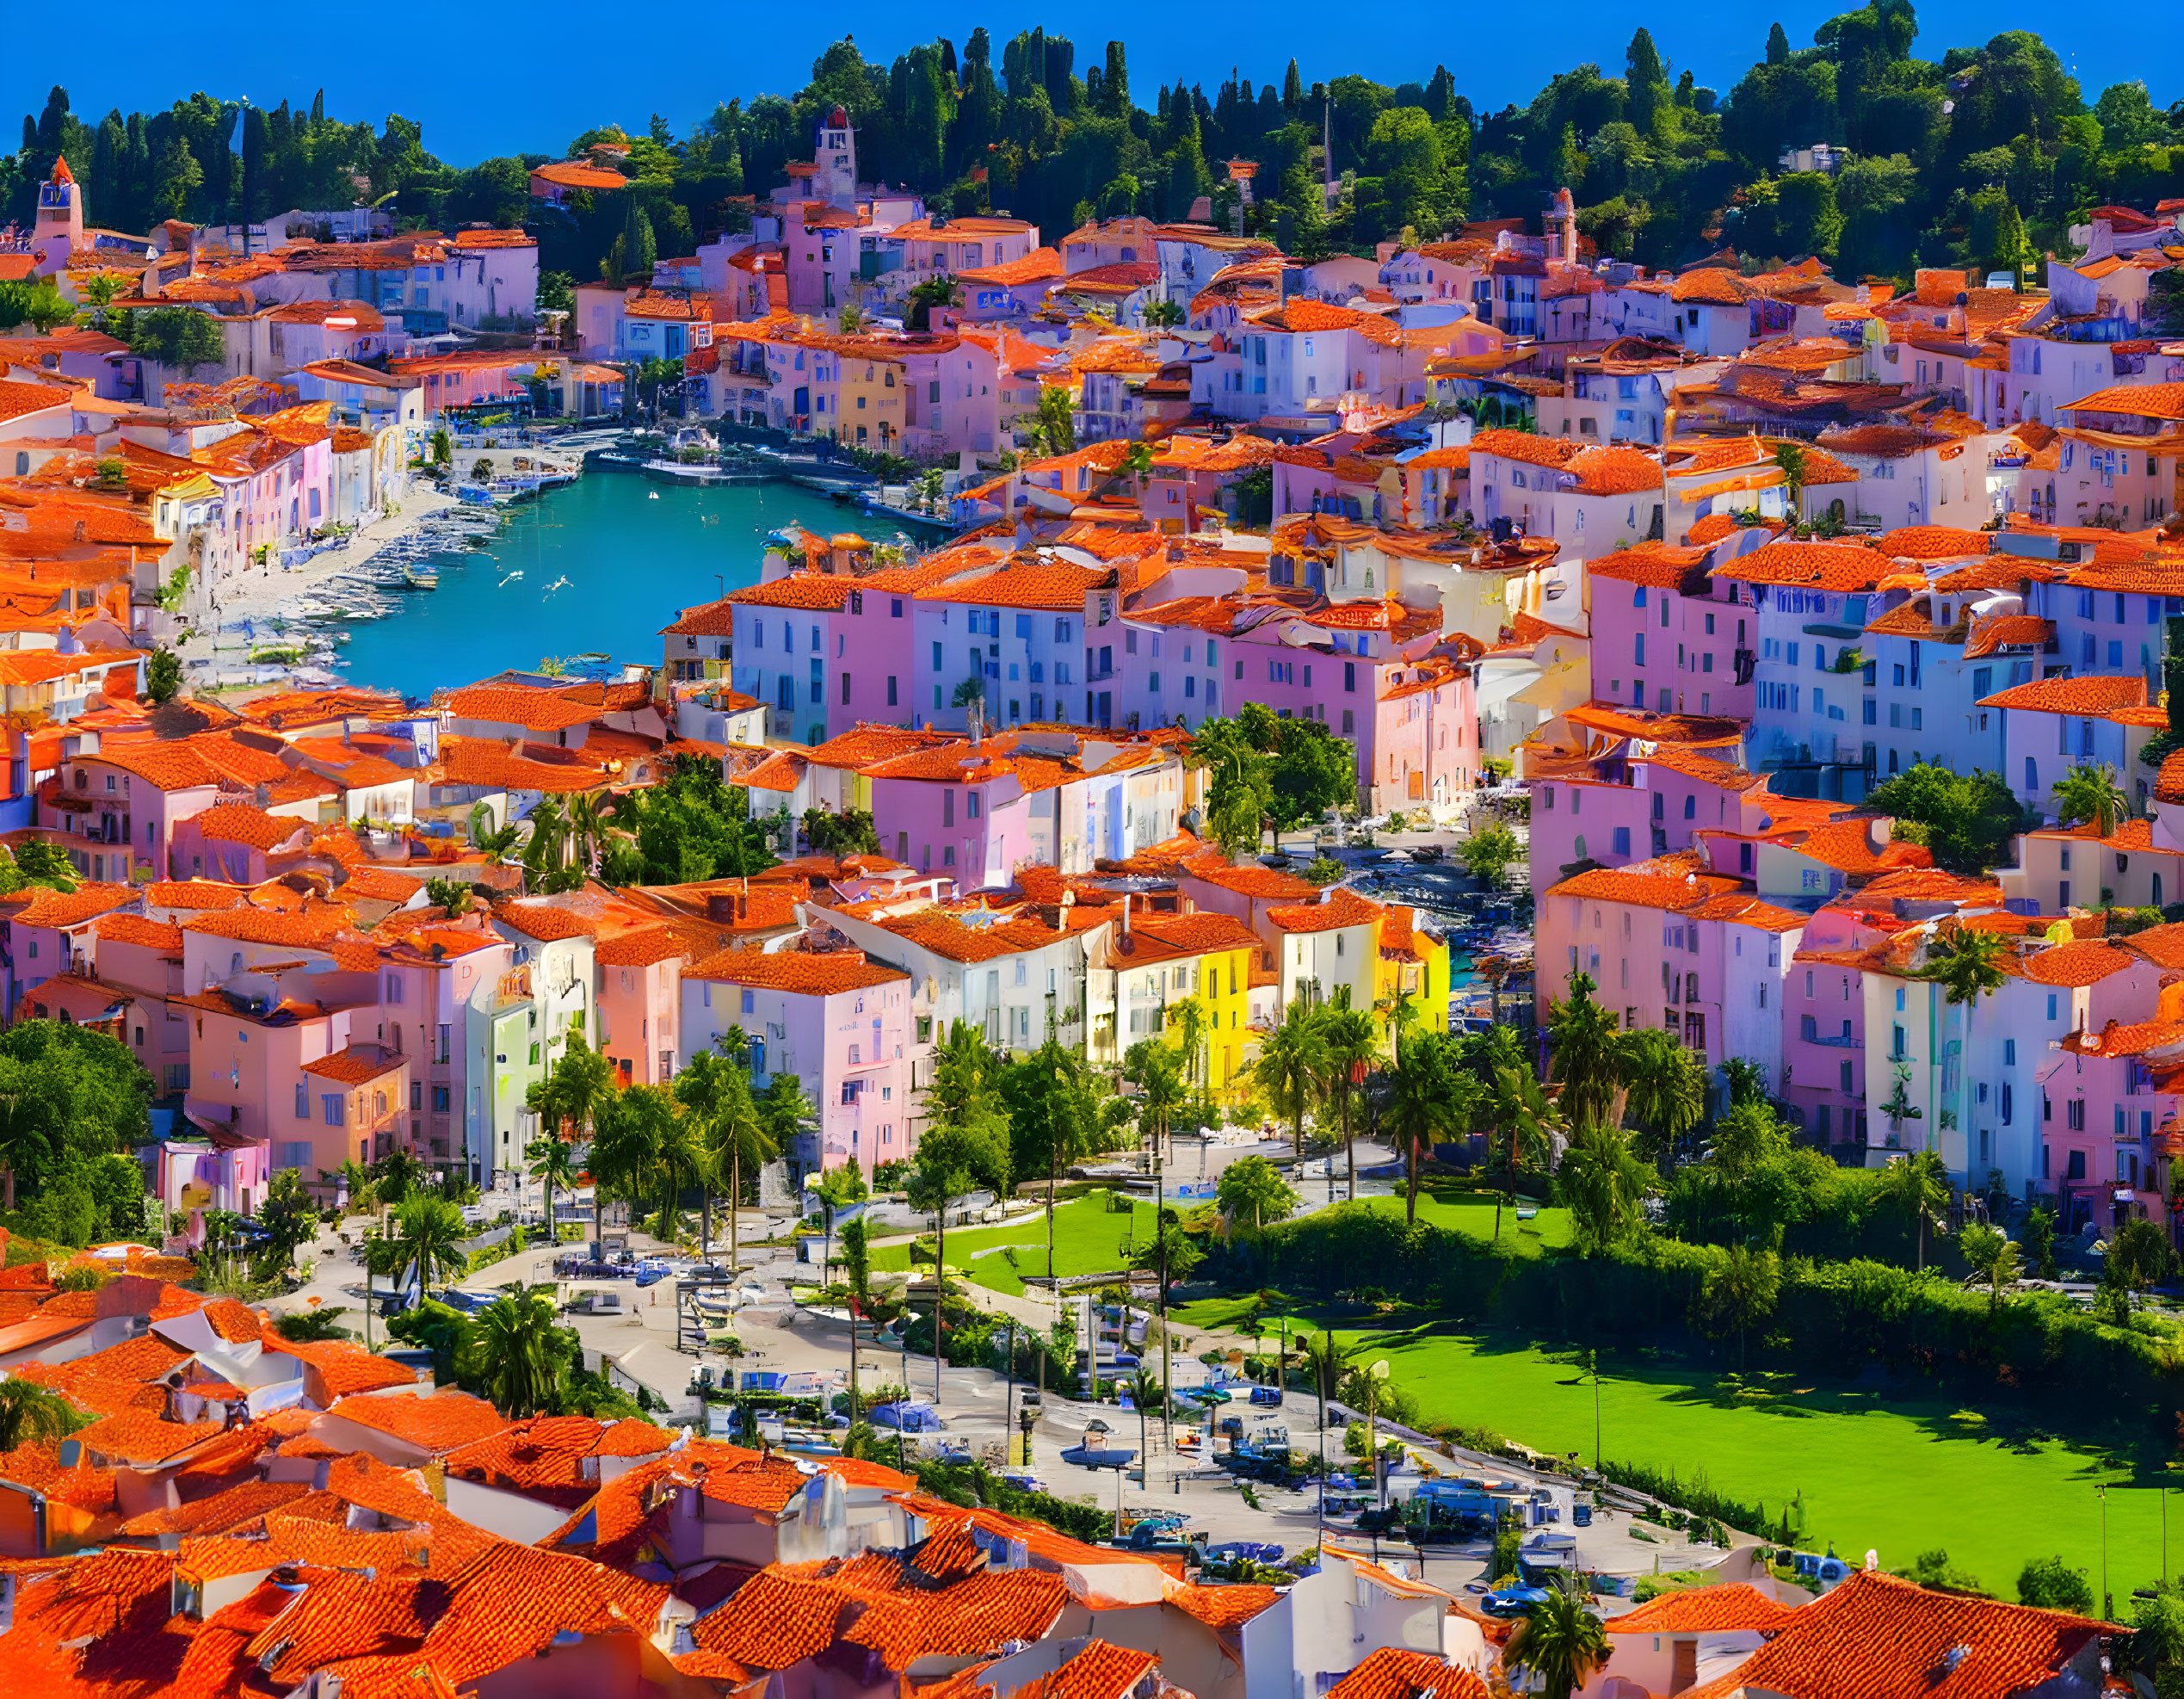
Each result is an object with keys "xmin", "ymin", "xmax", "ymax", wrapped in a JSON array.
[
  {"xmin": 651, "ymin": 1108, "xmax": 707, "ymax": 1244},
  {"xmin": 1698, "ymin": 1243, "xmax": 1781, "ymax": 1372},
  {"xmin": 1313, "ymin": 990, "xmax": 1378, "ymax": 1201},
  {"xmin": 0, "ymin": 1378, "xmax": 77, "ymax": 1452},
  {"xmin": 1619, "ymin": 1028, "xmax": 1705, "ymax": 1167},
  {"xmin": 1958, "ymin": 1222, "xmax": 2020, "ymax": 1317},
  {"xmin": 840, "ymin": 1214, "xmax": 873, "ymax": 1418},
  {"xmin": 372, "ymin": 1146, "xmax": 424, "ymax": 1225},
  {"xmin": 1383, "ymin": 1037, "xmax": 1474, "ymax": 1226},
  {"xmin": 1881, "ymin": 1149, "xmax": 1951, "ymax": 1271},
  {"xmin": 522, "ymin": 797, "xmax": 571, "ymax": 876},
  {"xmin": 588, "ymin": 1085, "xmax": 664, "ymax": 1218},
  {"xmin": 1922, "ymin": 928, "xmax": 2009, "ymax": 1165},
  {"xmin": 1252, "ymin": 999, "xmax": 1329, "ymax": 1158},
  {"xmin": 905, "ymin": 1136, "xmax": 974, "ymax": 1390},
  {"xmin": 390, "ymin": 1195, "xmax": 469, "ymax": 1303},
  {"xmin": 1507, "ymin": 1581, "xmax": 1610, "ymax": 1699},
  {"xmin": 546, "ymin": 1035, "xmax": 616, "ymax": 1153},
  {"xmin": 1547, "ymin": 973, "xmax": 1623, "ymax": 1132},
  {"xmin": 1125, "ymin": 1365, "xmax": 1162, "ymax": 1483},
  {"xmin": 814, "ymin": 1161, "xmax": 867, "ymax": 1286},
  {"xmin": 1169, "ymin": 992, "xmax": 1210, "ymax": 1090},
  {"xmin": 1373, "ymin": 983, "xmax": 1421, "ymax": 1072},
  {"xmin": 474, "ymin": 1286, "xmax": 566, "ymax": 1417},
  {"xmin": 671, "ymin": 1047, "xmax": 742, "ymax": 1257},
  {"xmin": 2051, "ymin": 762, "xmax": 2128, "ymax": 836},
  {"xmin": 705, "ymin": 1072, "xmax": 779, "ymax": 1275},
  {"xmin": 526, "ymin": 1134, "xmax": 578, "ymax": 1249},
  {"xmin": 1557, "ymin": 1125, "xmax": 1655, "ymax": 1253},
  {"xmin": 1467, "ymin": 1026, "xmax": 1558, "ymax": 1240}
]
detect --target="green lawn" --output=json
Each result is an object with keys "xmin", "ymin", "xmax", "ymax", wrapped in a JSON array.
[
  {"xmin": 867, "ymin": 1190, "xmax": 1161, "ymax": 1296},
  {"xmin": 1343, "ymin": 1183, "xmax": 1576, "ymax": 1254},
  {"xmin": 1311, "ymin": 1324, "xmax": 2174, "ymax": 1603}
]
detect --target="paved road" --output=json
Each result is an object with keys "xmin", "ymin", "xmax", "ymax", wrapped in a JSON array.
[{"xmin": 263, "ymin": 1176, "xmax": 1731, "ymax": 1589}]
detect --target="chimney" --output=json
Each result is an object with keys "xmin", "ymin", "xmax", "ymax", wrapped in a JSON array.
[{"xmin": 1120, "ymin": 893, "xmax": 1131, "ymax": 937}]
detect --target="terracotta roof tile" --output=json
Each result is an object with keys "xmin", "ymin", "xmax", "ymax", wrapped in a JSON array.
[
  {"xmin": 1977, "ymin": 674, "xmax": 2148, "ymax": 714},
  {"xmin": 1607, "ymin": 1582, "xmax": 1801, "ymax": 1634},
  {"xmin": 1328, "ymin": 1648, "xmax": 1490, "ymax": 1699},
  {"xmin": 685, "ymin": 947, "xmax": 905, "ymax": 994}
]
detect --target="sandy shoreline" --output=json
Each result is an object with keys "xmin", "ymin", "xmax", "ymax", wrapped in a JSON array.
[{"xmin": 194, "ymin": 485, "xmax": 466, "ymax": 644}]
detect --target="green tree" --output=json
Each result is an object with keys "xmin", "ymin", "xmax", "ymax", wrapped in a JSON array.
[
  {"xmin": 1922, "ymin": 929, "xmax": 2009, "ymax": 1170},
  {"xmin": 1547, "ymin": 973, "xmax": 1622, "ymax": 1133},
  {"xmin": 256, "ymin": 1168, "xmax": 319, "ymax": 1275},
  {"xmin": 1697, "ymin": 1243, "xmax": 1781, "ymax": 1371},
  {"xmin": 1459, "ymin": 822, "xmax": 1521, "ymax": 886},
  {"xmin": 998, "ymin": 1034, "xmax": 1098, "ymax": 1277},
  {"xmin": 814, "ymin": 1158, "xmax": 867, "ymax": 1284},
  {"xmin": 1558, "ymin": 1124, "xmax": 1655, "ymax": 1253},
  {"xmin": 1465, "ymin": 1024, "xmax": 1558, "ymax": 1239},
  {"xmin": 389, "ymin": 1194, "xmax": 468, "ymax": 1299},
  {"xmin": 1866, "ymin": 763, "xmax": 2027, "ymax": 874},
  {"xmin": 145, "ymin": 646, "xmax": 182, "ymax": 705},
  {"xmin": 525, "ymin": 1134, "xmax": 578, "ymax": 1245},
  {"xmin": 1252, "ymin": 999, "xmax": 1328, "ymax": 1158},
  {"xmin": 1619, "ymin": 1027, "xmax": 1706, "ymax": 1165},
  {"xmin": 1507, "ymin": 1582, "xmax": 1611, "ymax": 1699},
  {"xmin": 1311, "ymin": 989, "xmax": 1378, "ymax": 1199},
  {"xmin": 2016, "ymin": 1554, "xmax": 2095, "ymax": 1615},
  {"xmin": 1216, "ymin": 1154, "xmax": 1299, "ymax": 1229},
  {"xmin": 2021, "ymin": 1204, "xmax": 2059, "ymax": 1280},
  {"xmin": 0, "ymin": 1021, "xmax": 151, "ymax": 1240},
  {"xmin": 2106, "ymin": 1216, "xmax": 2175, "ymax": 1308},
  {"xmin": 1384, "ymin": 1029, "xmax": 1478, "ymax": 1225},
  {"xmin": 2051, "ymin": 763, "xmax": 2129, "ymax": 836},
  {"xmin": 126, "ymin": 305, "xmax": 223, "ymax": 368},
  {"xmin": 473, "ymin": 1285, "xmax": 566, "ymax": 1417},
  {"xmin": 1958, "ymin": 1222, "xmax": 2021, "ymax": 1315},
  {"xmin": 840, "ymin": 1213, "xmax": 872, "ymax": 1414},
  {"xmin": 0, "ymin": 1378, "xmax": 79, "ymax": 1453},
  {"xmin": 1879, "ymin": 1149, "xmax": 1950, "ymax": 1272}
]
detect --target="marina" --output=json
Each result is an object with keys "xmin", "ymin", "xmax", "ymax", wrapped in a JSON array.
[{"xmin": 195, "ymin": 456, "xmax": 877, "ymax": 702}]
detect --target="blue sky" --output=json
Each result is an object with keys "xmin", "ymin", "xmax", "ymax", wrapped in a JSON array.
[{"xmin": 5, "ymin": 3, "xmax": 2174, "ymax": 167}]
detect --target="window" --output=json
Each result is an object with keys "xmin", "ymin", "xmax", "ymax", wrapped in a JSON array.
[
  {"xmin": 295, "ymin": 1082, "xmax": 309, "ymax": 1119},
  {"xmin": 322, "ymin": 1093, "xmax": 345, "ymax": 1127}
]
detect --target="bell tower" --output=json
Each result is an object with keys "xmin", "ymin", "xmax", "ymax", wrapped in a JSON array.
[{"xmin": 32, "ymin": 155, "xmax": 83, "ymax": 276}]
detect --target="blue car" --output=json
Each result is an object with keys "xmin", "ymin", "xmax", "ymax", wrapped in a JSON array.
[{"xmin": 1481, "ymin": 1587, "xmax": 1552, "ymax": 1618}]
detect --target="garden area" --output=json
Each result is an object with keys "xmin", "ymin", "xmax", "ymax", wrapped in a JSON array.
[{"xmin": 864, "ymin": 1189, "xmax": 1162, "ymax": 1296}]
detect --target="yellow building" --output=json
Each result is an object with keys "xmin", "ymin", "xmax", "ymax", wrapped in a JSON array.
[
  {"xmin": 1374, "ymin": 902, "xmax": 1450, "ymax": 1052},
  {"xmin": 1112, "ymin": 909, "xmax": 1265, "ymax": 1096}
]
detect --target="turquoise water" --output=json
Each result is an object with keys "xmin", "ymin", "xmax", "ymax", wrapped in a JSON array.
[{"xmin": 336, "ymin": 472, "xmax": 856, "ymax": 701}]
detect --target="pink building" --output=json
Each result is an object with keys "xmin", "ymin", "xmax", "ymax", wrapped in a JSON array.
[
  {"xmin": 680, "ymin": 949, "xmax": 918, "ymax": 1174},
  {"xmin": 595, "ymin": 929, "xmax": 684, "ymax": 1088},
  {"xmin": 1587, "ymin": 544, "xmax": 1758, "ymax": 723}
]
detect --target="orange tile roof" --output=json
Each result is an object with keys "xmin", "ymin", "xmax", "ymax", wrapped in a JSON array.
[
  {"xmin": 2017, "ymin": 941, "xmax": 2134, "ymax": 987},
  {"xmin": 1712, "ymin": 541, "xmax": 1885, "ymax": 591},
  {"xmin": 300, "ymin": 1044, "xmax": 405, "ymax": 1086},
  {"xmin": 1607, "ymin": 1582, "xmax": 1802, "ymax": 1634},
  {"xmin": 443, "ymin": 683, "xmax": 599, "ymax": 732},
  {"xmin": 73, "ymin": 1411, "xmax": 225, "ymax": 1464},
  {"xmin": 1588, "ymin": 541, "xmax": 1713, "ymax": 586},
  {"xmin": 1328, "ymin": 1647, "xmax": 1490, "ymax": 1699},
  {"xmin": 191, "ymin": 802, "xmax": 305, "ymax": 851},
  {"xmin": 1881, "ymin": 525, "xmax": 1991, "ymax": 559},
  {"xmin": 685, "ymin": 947, "xmax": 905, "ymax": 994},
  {"xmin": 1676, "ymin": 1568, "xmax": 2107, "ymax": 1699},
  {"xmin": 491, "ymin": 899, "xmax": 599, "ymax": 942},
  {"xmin": 846, "ymin": 1567, "xmax": 1070, "ymax": 1670},
  {"xmin": 1976, "ymin": 674, "xmax": 2148, "ymax": 714},
  {"xmin": 916, "ymin": 557, "xmax": 1113, "ymax": 610},
  {"xmin": 1265, "ymin": 887, "xmax": 1386, "ymax": 934},
  {"xmin": 322, "ymin": 1389, "xmax": 514, "ymax": 1454}
]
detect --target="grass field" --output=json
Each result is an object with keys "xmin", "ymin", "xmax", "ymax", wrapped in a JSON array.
[
  {"xmin": 867, "ymin": 1190, "xmax": 1160, "ymax": 1296},
  {"xmin": 1197, "ymin": 1317, "xmax": 2173, "ymax": 1604},
  {"xmin": 884, "ymin": 1184, "xmax": 2169, "ymax": 1602}
]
